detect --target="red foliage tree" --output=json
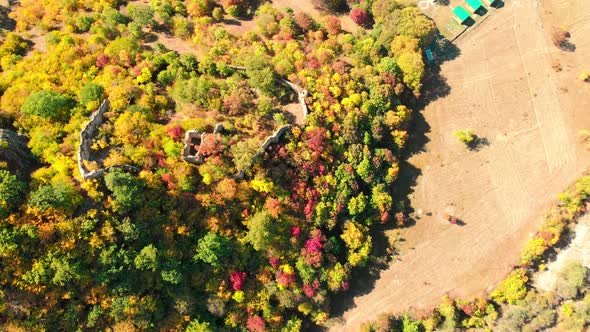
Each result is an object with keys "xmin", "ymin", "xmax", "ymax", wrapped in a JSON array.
[
  {"xmin": 246, "ymin": 315, "xmax": 266, "ymax": 332},
  {"xmin": 276, "ymin": 270, "xmax": 296, "ymax": 287},
  {"xmin": 307, "ymin": 128, "xmax": 328, "ymax": 154},
  {"xmin": 395, "ymin": 212, "xmax": 405, "ymax": 225},
  {"xmin": 302, "ymin": 235, "xmax": 324, "ymax": 267},
  {"xmin": 229, "ymin": 271, "xmax": 246, "ymax": 291},
  {"xmin": 269, "ymin": 257, "xmax": 279, "ymax": 268},
  {"xmin": 323, "ymin": 15, "xmax": 341, "ymax": 35},
  {"xmin": 161, "ymin": 173, "xmax": 174, "ymax": 189},
  {"xmin": 290, "ymin": 226, "xmax": 301, "ymax": 237},
  {"xmin": 304, "ymin": 237, "xmax": 323, "ymax": 253},
  {"xmin": 265, "ymin": 197, "xmax": 281, "ymax": 218},
  {"xmin": 199, "ymin": 134, "xmax": 223, "ymax": 156},
  {"xmin": 294, "ymin": 12, "xmax": 313, "ymax": 31},
  {"xmin": 341, "ymin": 281, "xmax": 350, "ymax": 291},
  {"xmin": 96, "ymin": 54, "xmax": 110, "ymax": 68},
  {"xmin": 350, "ymin": 8, "xmax": 368, "ymax": 27},
  {"xmin": 166, "ymin": 125, "xmax": 184, "ymax": 141},
  {"xmin": 303, "ymin": 284, "xmax": 316, "ymax": 298}
]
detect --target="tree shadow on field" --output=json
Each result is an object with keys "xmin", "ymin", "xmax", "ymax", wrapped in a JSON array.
[
  {"xmin": 431, "ymin": 33, "xmax": 462, "ymax": 65},
  {"xmin": 491, "ymin": 0, "xmax": 505, "ymax": 9},
  {"xmin": 467, "ymin": 136, "xmax": 490, "ymax": 151},
  {"xmin": 325, "ymin": 37, "xmax": 456, "ymax": 329},
  {"xmin": 559, "ymin": 41, "xmax": 576, "ymax": 52}
]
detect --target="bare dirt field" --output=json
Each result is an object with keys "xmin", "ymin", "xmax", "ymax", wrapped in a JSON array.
[{"xmin": 333, "ymin": 0, "xmax": 590, "ymax": 330}]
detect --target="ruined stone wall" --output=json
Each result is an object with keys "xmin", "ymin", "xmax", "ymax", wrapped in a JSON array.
[
  {"xmin": 78, "ymin": 100, "xmax": 139, "ymax": 180},
  {"xmin": 260, "ymin": 124, "xmax": 292, "ymax": 151},
  {"xmin": 233, "ymin": 124, "xmax": 292, "ymax": 180},
  {"xmin": 282, "ymin": 79, "xmax": 309, "ymax": 120},
  {"xmin": 182, "ymin": 123, "xmax": 292, "ymax": 181},
  {"xmin": 182, "ymin": 124, "xmax": 225, "ymax": 165},
  {"xmin": 229, "ymin": 65, "xmax": 309, "ymax": 120}
]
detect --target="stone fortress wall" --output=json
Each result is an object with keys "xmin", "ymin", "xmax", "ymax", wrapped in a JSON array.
[
  {"xmin": 79, "ymin": 77, "xmax": 309, "ymax": 180},
  {"xmin": 77, "ymin": 100, "xmax": 139, "ymax": 180}
]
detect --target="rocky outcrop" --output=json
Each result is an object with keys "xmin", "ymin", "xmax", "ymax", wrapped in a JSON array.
[
  {"xmin": 0, "ymin": 128, "xmax": 34, "ymax": 175},
  {"xmin": 78, "ymin": 100, "xmax": 139, "ymax": 179}
]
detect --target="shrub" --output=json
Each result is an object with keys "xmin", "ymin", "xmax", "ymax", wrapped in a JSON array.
[
  {"xmin": 0, "ymin": 32, "xmax": 29, "ymax": 57},
  {"xmin": 453, "ymin": 129, "xmax": 476, "ymax": 145},
  {"xmin": 491, "ymin": 269, "xmax": 529, "ymax": 304},
  {"xmin": 212, "ymin": 7, "xmax": 224, "ymax": 21},
  {"xmin": 551, "ymin": 27, "xmax": 569, "ymax": 48},
  {"xmin": 555, "ymin": 262, "xmax": 587, "ymax": 300}
]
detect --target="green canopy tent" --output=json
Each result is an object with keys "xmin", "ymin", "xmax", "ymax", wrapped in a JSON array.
[
  {"xmin": 465, "ymin": 0, "xmax": 484, "ymax": 12},
  {"xmin": 452, "ymin": 6, "xmax": 470, "ymax": 24}
]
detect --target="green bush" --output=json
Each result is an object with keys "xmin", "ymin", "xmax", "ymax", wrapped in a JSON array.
[
  {"xmin": 21, "ymin": 90, "xmax": 74, "ymax": 121},
  {"xmin": 128, "ymin": 5, "xmax": 155, "ymax": 27},
  {"xmin": 79, "ymin": 83, "xmax": 105, "ymax": 105},
  {"xmin": 194, "ymin": 232, "xmax": 232, "ymax": 267},
  {"xmin": 75, "ymin": 14, "xmax": 95, "ymax": 32},
  {"xmin": 28, "ymin": 180, "xmax": 82, "ymax": 214},
  {"xmin": 556, "ymin": 262, "xmax": 587, "ymax": 300},
  {"xmin": 134, "ymin": 244, "xmax": 158, "ymax": 271},
  {"xmin": 104, "ymin": 170, "xmax": 145, "ymax": 212},
  {"xmin": 0, "ymin": 170, "xmax": 26, "ymax": 218}
]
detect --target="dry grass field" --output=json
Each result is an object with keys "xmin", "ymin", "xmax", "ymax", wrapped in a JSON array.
[{"xmin": 333, "ymin": 0, "xmax": 590, "ymax": 330}]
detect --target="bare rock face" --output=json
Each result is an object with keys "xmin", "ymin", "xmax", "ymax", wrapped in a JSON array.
[{"xmin": 0, "ymin": 129, "xmax": 34, "ymax": 175}]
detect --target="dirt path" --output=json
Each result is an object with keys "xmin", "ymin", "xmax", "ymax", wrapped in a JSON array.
[{"xmin": 333, "ymin": 0, "xmax": 590, "ymax": 330}]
